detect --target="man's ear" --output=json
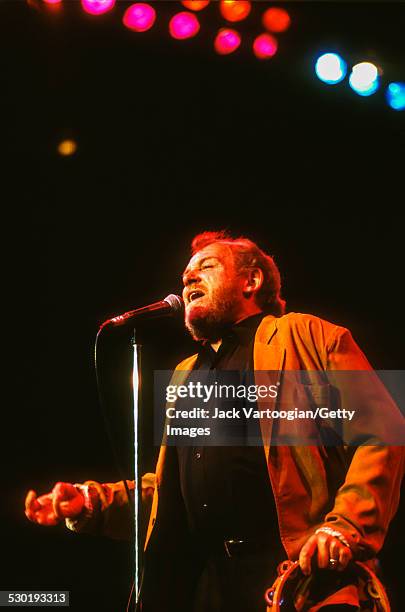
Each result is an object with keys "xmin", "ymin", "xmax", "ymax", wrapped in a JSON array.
[{"xmin": 243, "ymin": 268, "xmax": 263, "ymax": 297}]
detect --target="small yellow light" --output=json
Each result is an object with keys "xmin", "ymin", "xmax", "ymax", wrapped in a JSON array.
[{"xmin": 57, "ymin": 139, "xmax": 77, "ymax": 156}]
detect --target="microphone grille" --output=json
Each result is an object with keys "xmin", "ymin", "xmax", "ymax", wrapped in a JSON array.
[{"xmin": 163, "ymin": 294, "xmax": 184, "ymax": 313}]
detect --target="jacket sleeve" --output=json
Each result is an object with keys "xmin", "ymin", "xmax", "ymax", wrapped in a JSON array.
[
  {"xmin": 65, "ymin": 473, "xmax": 155, "ymax": 541},
  {"xmin": 319, "ymin": 326, "xmax": 404, "ymax": 559}
]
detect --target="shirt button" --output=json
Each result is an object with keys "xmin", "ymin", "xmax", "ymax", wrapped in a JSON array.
[{"xmin": 195, "ymin": 452, "xmax": 201, "ymax": 459}]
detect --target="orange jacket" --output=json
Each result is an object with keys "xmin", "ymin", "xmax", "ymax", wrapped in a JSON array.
[{"xmin": 144, "ymin": 313, "xmax": 404, "ymax": 561}]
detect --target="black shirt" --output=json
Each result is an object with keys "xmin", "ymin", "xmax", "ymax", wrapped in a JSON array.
[{"xmin": 177, "ymin": 313, "xmax": 281, "ymax": 546}]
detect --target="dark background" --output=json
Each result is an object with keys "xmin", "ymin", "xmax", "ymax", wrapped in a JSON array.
[{"xmin": 1, "ymin": 1, "xmax": 404, "ymax": 610}]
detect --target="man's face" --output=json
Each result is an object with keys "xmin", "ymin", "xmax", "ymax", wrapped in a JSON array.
[{"xmin": 182, "ymin": 243, "xmax": 248, "ymax": 341}]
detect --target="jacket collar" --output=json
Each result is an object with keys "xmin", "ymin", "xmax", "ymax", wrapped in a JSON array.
[
  {"xmin": 253, "ymin": 315, "xmax": 286, "ymax": 462},
  {"xmin": 253, "ymin": 314, "xmax": 285, "ymax": 370}
]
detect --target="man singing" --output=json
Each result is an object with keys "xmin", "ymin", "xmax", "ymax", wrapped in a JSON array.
[{"xmin": 25, "ymin": 231, "xmax": 404, "ymax": 611}]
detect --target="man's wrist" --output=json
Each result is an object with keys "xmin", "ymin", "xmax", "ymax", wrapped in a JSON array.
[
  {"xmin": 314, "ymin": 526, "xmax": 351, "ymax": 548},
  {"xmin": 65, "ymin": 484, "xmax": 100, "ymax": 532}
]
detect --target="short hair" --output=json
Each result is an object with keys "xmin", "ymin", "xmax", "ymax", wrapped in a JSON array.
[{"xmin": 191, "ymin": 230, "xmax": 286, "ymax": 316}]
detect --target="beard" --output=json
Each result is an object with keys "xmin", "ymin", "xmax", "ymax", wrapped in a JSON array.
[{"xmin": 185, "ymin": 284, "xmax": 239, "ymax": 342}]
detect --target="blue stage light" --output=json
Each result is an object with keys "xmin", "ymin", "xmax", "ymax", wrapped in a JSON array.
[
  {"xmin": 386, "ymin": 82, "xmax": 405, "ymax": 110},
  {"xmin": 315, "ymin": 53, "xmax": 347, "ymax": 85},
  {"xmin": 349, "ymin": 77, "xmax": 379, "ymax": 96},
  {"xmin": 349, "ymin": 62, "xmax": 380, "ymax": 97}
]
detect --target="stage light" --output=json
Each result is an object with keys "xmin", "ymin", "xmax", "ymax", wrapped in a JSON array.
[
  {"xmin": 253, "ymin": 33, "xmax": 278, "ymax": 59},
  {"xmin": 169, "ymin": 12, "xmax": 200, "ymax": 40},
  {"xmin": 214, "ymin": 28, "xmax": 241, "ymax": 55},
  {"xmin": 315, "ymin": 53, "xmax": 347, "ymax": 85},
  {"xmin": 42, "ymin": 0, "xmax": 62, "ymax": 5},
  {"xmin": 386, "ymin": 82, "xmax": 405, "ymax": 111},
  {"xmin": 57, "ymin": 140, "xmax": 77, "ymax": 156},
  {"xmin": 219, "ymin": 1, "xmax": 251, "ymax": 23},
  {"xmin": 262, "ymin": 7, "xmax": 291, "ymax": 33},
  {"xmin": 349, "ymin": 77, "xmax": 379, "ymax": 97},
  {"xmin": 181, "ymin": 1, "xmax": 210, "ymax": 10},
  {"xmin": 349, "ymin": 62, "xmax": 379, "ymax": 96},
  {"xmin": 123, "ymin": 3, "xmax": 156, "ymax": 32},
  {"xmin": 81, "ymin": 0, "xmax": 115, "ymax": 15}
]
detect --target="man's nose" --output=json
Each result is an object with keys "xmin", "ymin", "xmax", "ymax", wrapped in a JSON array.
[{"xmin": 184, "ymin": 269, "xmax": 201, "ymax": 286}]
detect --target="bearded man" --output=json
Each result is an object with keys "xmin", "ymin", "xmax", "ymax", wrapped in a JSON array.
[{"xmin": 25, "ymin": 231, "xmax": 404, "ymax": 612}]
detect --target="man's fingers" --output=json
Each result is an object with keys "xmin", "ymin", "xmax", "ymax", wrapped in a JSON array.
[
  {"xmin": 56, "ymin": 495, "xmax": 84, "ymax": 519},
  {"xmin": 299, "ymin": 534, "xmax": 318, "ymax": 576},
  {"xmin": 25, "ymin": 490, "xmax": 38, "ymax": 512},
  {"xmin": 299, "ymin": 534, "xmax": 353, "ymax": 576},
  {"xmin": 329, "ymin": 538, "xmax": 341, "ymax": 567},
  {"xmin": 338, "ymin": 544, "xmax": 353, "ymax": 571},
  {"xmin": 24, "ymin": 490, "xmax": 61, "ymax": 525},
  {"xmin": 25, "ymin": 490, "xmax": 41, "ymax": 522},
  {"xmin": 52, "ymin": 482, "xmax": 76, "ymax": 518},
  {"xmin": 35, "ymin": 512, "xmax": 60, "ymax": 527},
  {"xmin": 52, "ymin": 483, "xmax": 84, "ymax": 519},
  {"xmin": 327, "ymin": 538, "xmax": 352, "ymax": 571},
  {"xmin": 52, "ymin": 482, "xmax": 78, "ymax": 502},
  {"xmin": 316, "ymin": 533, "xmax": 331, "ymax": 569}
]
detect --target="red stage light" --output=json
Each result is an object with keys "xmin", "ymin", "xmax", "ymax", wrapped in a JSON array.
[
  {"xmin": 181, "ymin": 1, "xmax": 210, "ymax": 11},
  {"xmin": 219, "ymin": 1, "xmax": 251, "ymax": 23},
  {"xmin": 123, "ymin": 3, "xmax": 156, "ymax": 32},
  {"xmin": 169, "ymin": 12, "xmax": 200, "ymax": 40},
  {"xmin": 214, "ymin": 28, "xmax": 241, "ymax": 55},
  {"xmin": 262, "ymin": 7, "xmax": 291, "ymax": 33},
  {"xmin": 81, "ymin": 0, "xmax": 115, "ymax": 15},
  {"xmin": 42, "ymin": 0, "xmax": 62, "ymax": 5},
  {"xmin": 253, "ymin": 33, "xmax": 278, "ymax": 59}
]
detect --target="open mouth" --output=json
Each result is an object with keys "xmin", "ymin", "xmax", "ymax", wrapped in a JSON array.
[{"xmin": 188, "ymin": 290, "xmax": 205, "ymax": 303}]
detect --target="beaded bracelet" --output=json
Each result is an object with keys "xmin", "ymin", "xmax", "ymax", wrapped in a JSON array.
[
  {"xmin": 65, "ymin": 484, "xmax": 99, "ymax": 532},
  {"xmin": 314, "ymin": 526, "xmax": 350, "ymax": 548}
]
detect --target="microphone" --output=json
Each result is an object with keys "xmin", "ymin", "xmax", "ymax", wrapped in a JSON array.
[{"xmin": 99, "ymin": 294, "xmax": 184, "ymax": 330}]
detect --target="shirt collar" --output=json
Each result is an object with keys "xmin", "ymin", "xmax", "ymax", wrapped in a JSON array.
[
  {"xmin": 227, "ymin": 312, "xmax": 267, "ymax": 346},
  {"xmin": 199, "ymin": 311, "xmax": 266, "ymax": 354}
]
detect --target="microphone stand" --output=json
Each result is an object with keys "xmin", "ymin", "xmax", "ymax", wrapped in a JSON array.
[
  {"xmin": 97, "ymin": 297, "xmax": 183, "ymax": 609},
  {"xmin": 131, "ymin": 329, "xmax": 142, "ymax": 610}
]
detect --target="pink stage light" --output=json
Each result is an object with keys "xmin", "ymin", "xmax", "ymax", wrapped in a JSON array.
[
  {"xmin": 262, "ymin": 7, "xmax": 291, "ymax": 33},
  {"xmin": 253, "ymin": 33, "xmax": 278, "ymax": 59},
  {"xmin": 169, "ymin": 12, "xmax": 200, "ymax": 40},
  {"xmin": 214, "ymin": 28, "xmax": 241, "ymax": 55},
  {"xmin": 219, "ymin": 1, "xmax": 251, "ymax": 23},
  {"xmin": 123, "ymin": 3, "xmax": 156, "ymax": 32},
  {"xmin": 181, "ymin": 1, "xmax": 210, "ymax": 10},
  {"xmin": 81, "ymin": 0, "xmax": 115, "ymax": 16}
]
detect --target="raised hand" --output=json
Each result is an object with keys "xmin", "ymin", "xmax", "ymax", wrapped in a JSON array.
[{"xmin": 25, "ymin": 482, "xmax": 85, "ymax": 526}]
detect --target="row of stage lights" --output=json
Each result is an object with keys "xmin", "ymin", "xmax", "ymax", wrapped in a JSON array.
[
  {"xmin": 38, "ymin": 0, "xmax": 404, "ymax": 112},
  {"xmin": 315, "ymin": 53, "xmax": 405, "ymax": 110},
  {"xmin": 39, "ymin": 1, "xmax": 291, "ymax": 58}
]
